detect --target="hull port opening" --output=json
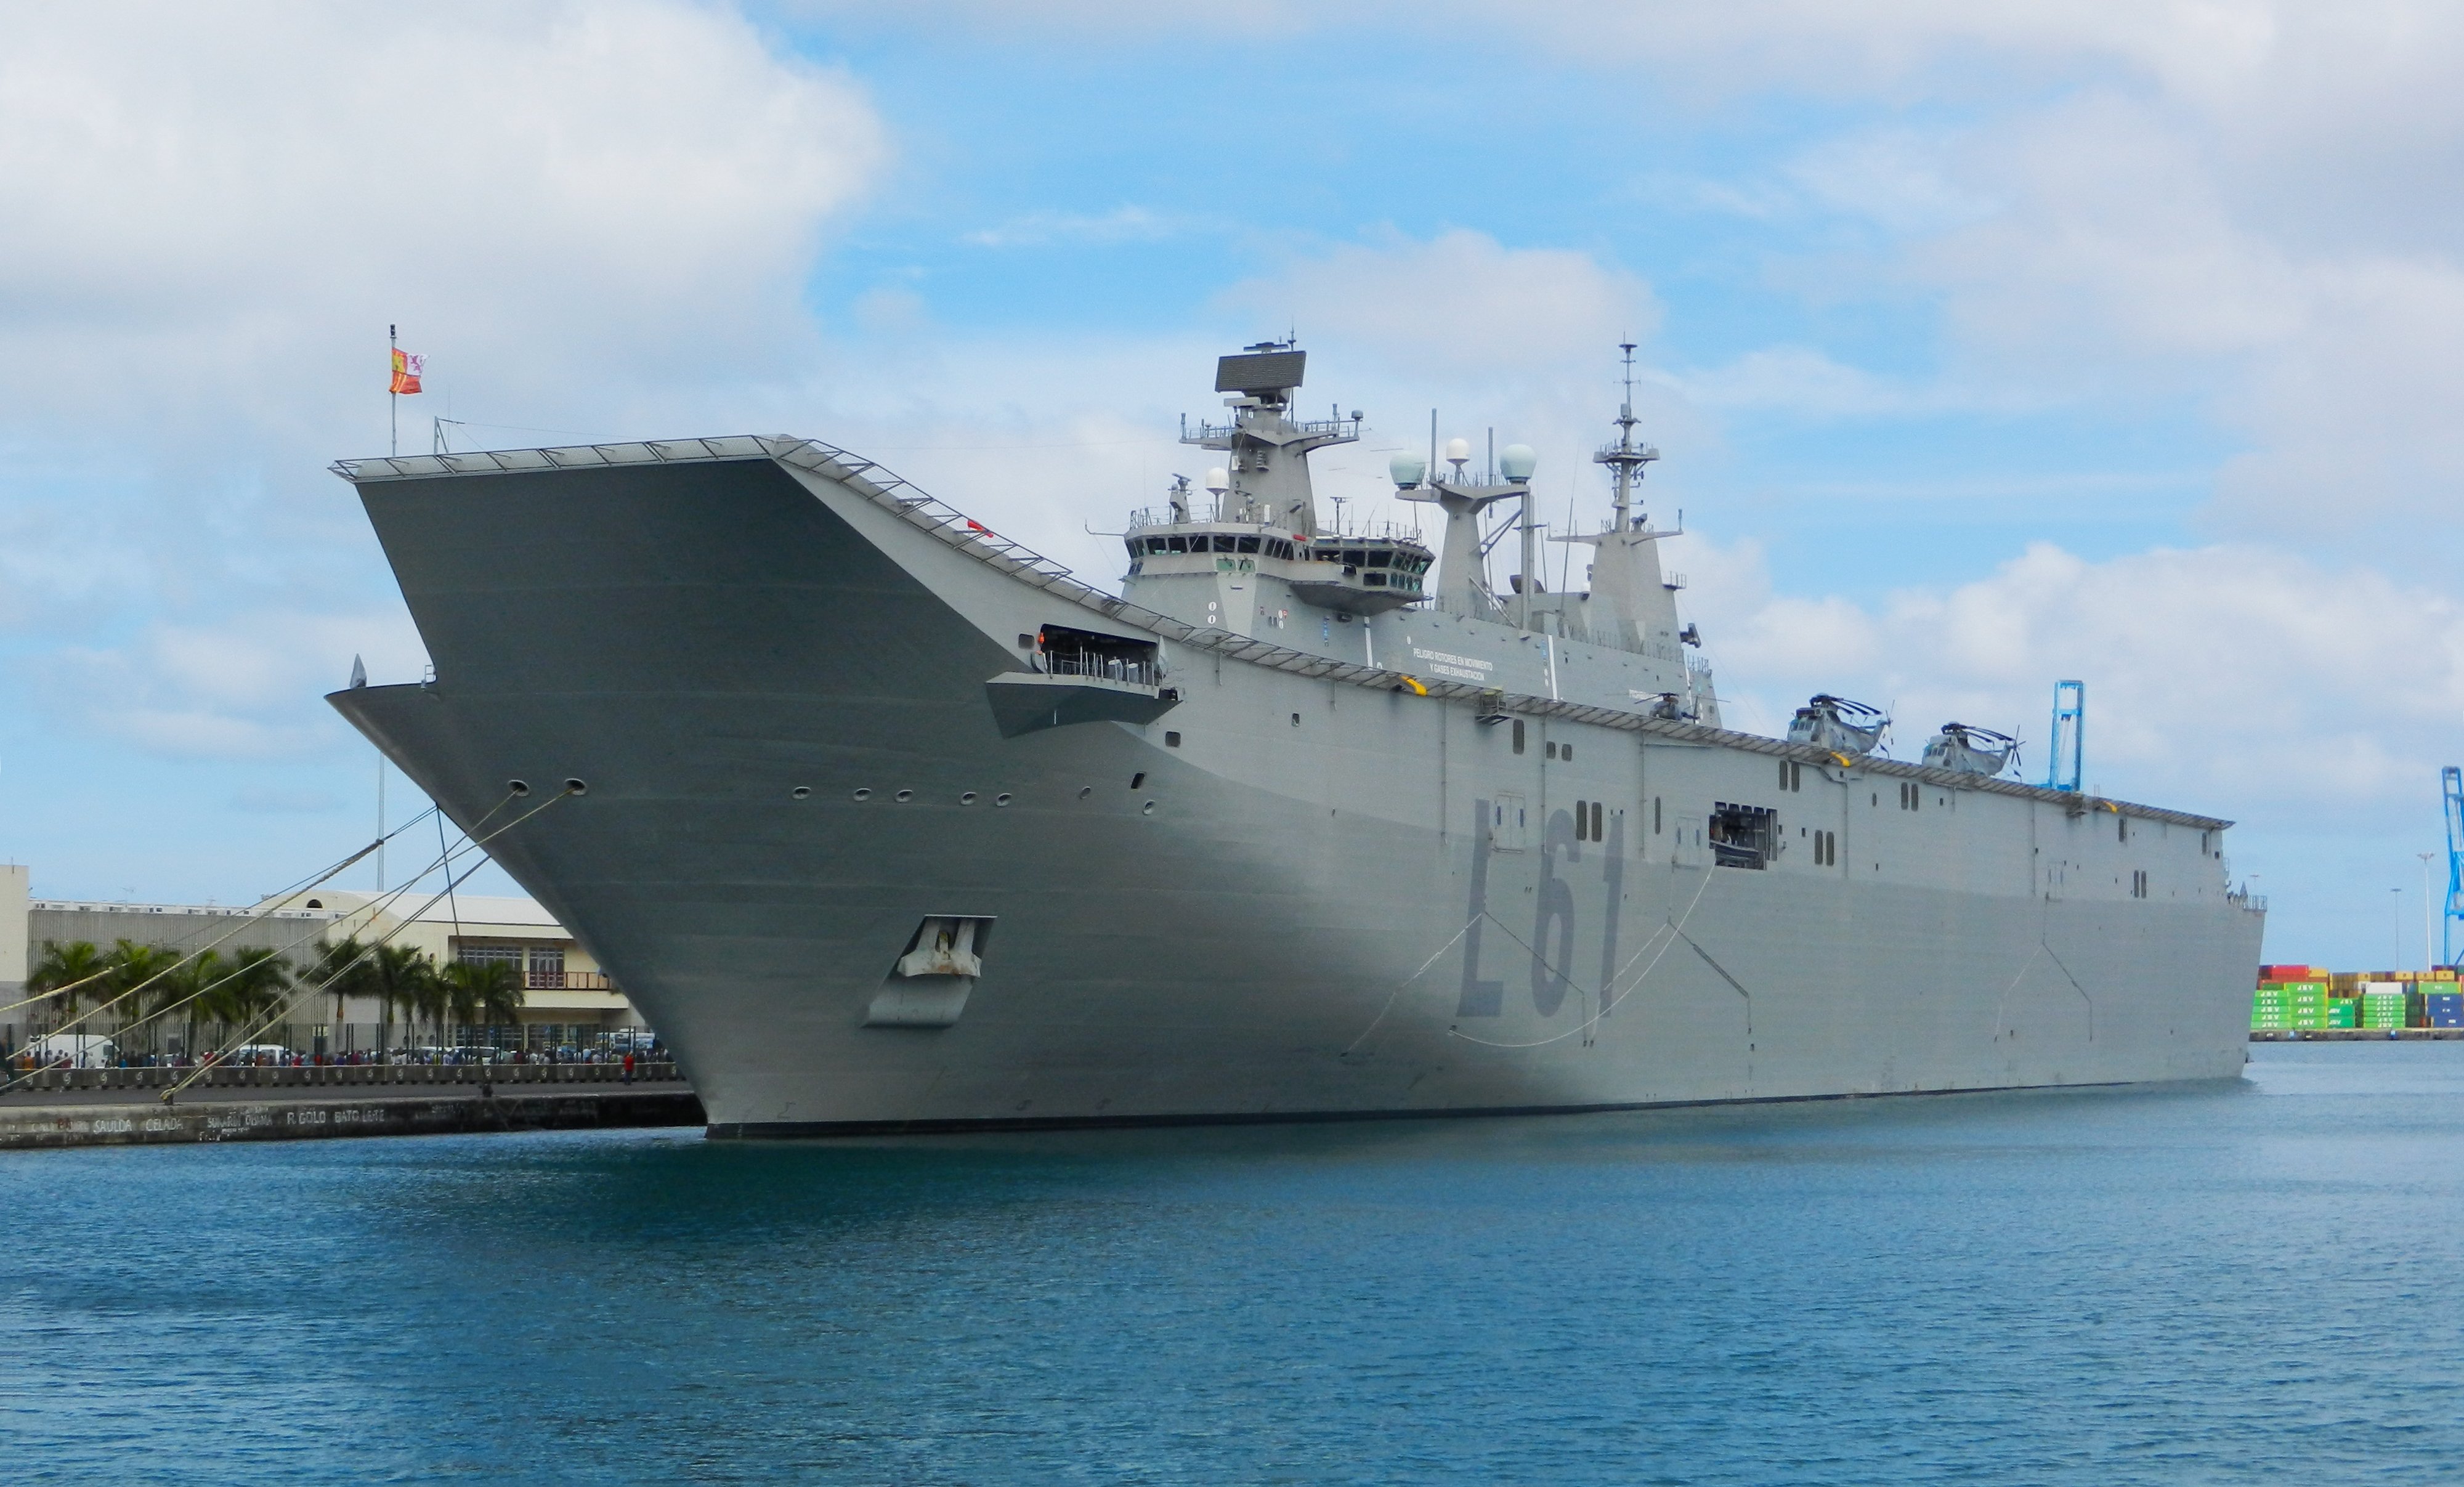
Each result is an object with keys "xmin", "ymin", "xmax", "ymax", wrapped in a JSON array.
[
  {"xmin": 1710, "ymin": 802, "xmax": 1776, "ymax": 870},
  {"xmin": 865, "ymin": 915, "xmax": 995, "ymax": 1029},
  {"xmin": 792, "ymin": 786, "xmax": 811, "ymax": 799},
  {"xmin": 1036, "ymin": 623, "xmax": 1162, "ymax": 686},
  {"xmin": 507, "ymin": 779, "xmax": 530, "ymax": 796},
  {"xmin": 564, "ymin": 778, "xmax": 588, "ymax": 796}
]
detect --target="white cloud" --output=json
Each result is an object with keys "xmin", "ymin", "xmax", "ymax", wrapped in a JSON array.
[
  {"xmin": 41, "ymin": 610, "xmax": 430, "ymax": 761},
  {"xmin": 1785, "ymin": 129, "xmax": 1997, "ymax": 237},
  {"xmin": 0, "ymin": 1, "xmax": 886, "ymax": 761},
  {"xmin": 1684, "ymin": 536, "xmax": 2464, "ymax": 813},
  {"xmin": 1220, "ymin": 229, "xmax": 1661, "ymax": 383},
  {"xmin": 964, "ymin": 205, "xmax": 1190, "ymax": 248},
  {"xmin": 1674, "ymin": 346, "xmax": 2020, "ymax": 419}
]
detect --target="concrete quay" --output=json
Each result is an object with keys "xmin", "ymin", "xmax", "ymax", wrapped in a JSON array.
[{"xmin": 0, "ymin": 1074, "xmax": 703, "ymax": 1151}]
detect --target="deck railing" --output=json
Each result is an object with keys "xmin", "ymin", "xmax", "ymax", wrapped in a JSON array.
[{"xmin": 1045, "ymin": 652, "xmax": 1160, "ymax": 687}]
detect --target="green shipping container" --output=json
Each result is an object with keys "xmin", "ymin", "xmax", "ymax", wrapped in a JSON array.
[{"xmin": 2327, "ymin": 1003, "xmax": 2358, "ymax": 1028}]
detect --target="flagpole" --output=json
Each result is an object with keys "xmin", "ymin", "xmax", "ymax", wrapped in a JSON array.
[{"xmin": 389, "ymin": 323, "xmax": 398, "ymax": 456}]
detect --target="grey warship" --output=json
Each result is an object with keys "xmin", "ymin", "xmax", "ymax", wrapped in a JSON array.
[{"xmin": 329, "ymin": 344, "xmax": 2265, "ymax": 1135}]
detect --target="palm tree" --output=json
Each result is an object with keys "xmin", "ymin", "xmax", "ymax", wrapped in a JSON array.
[
  {"xmin": 310, "ymin": 936, "xmax": 376, "ymax": 1023},
  {"xmin": 351, "ymin": 942, "xmax": 437, "ymax": 1056},
  {"xmin": 213, "ymin": 947, "xmax": 293, "ymax": 1027},
  {"xmin": 157, "ymin": 949, "xmax": 227, "ymax": 1056},
  {"xmin": 105, "ymin": 941, "xmax": 178, "ymax": 1031},
  {"xmin": 402, "ymin": 951, "xmax": 451, "ymax": 1047},
  {"xmin": 442, "ymin": 960, "xmax": 524, "ymax": 1045},
  {"xmin": 26, "ymin": 940, "xmax": 113, "ymax": 1026}
]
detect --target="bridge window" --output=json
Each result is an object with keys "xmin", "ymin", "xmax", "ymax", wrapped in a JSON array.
[{"xmin": 1237, "ymin": 535, "xmax": 1261, "ymax": 554}]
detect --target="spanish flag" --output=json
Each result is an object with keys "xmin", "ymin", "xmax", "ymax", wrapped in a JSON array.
[{"xmin": 389, "ymin": 348, "xmax": 424, "ymax": 395}]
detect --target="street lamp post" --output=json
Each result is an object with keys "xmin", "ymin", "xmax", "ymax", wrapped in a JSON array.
[
  {"xmin": 2421, "ymin": 853, "xmax": 2439, "ymax": 971},
  {"xmin": 2392, "ymin": 887, "xmax": 2404, "ymax": 972}
]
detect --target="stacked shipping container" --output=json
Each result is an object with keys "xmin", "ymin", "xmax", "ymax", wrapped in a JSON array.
[{"xmin": 2254, "ymin": 965, "xmax": 2463, "ymax": 1031}]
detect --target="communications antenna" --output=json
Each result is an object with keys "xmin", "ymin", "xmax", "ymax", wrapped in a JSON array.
[
  {"xmin": 2045, "ymin": 680, "xmax": 2084, "ymax": 792},
  {"xmin": 1591, "ymin": 341, "xmax": 1660, "ymax": 530},
  {"xmin": 2442, "ymin": 766, "xmax": 2464, "ymax": 965}
]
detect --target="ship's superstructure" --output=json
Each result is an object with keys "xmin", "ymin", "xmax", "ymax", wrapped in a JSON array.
[{"xmin": 327, "ymin": 344, "xmax": 2264, "ymax": 1136}]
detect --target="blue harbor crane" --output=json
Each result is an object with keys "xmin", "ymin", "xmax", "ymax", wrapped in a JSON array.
[
  {"xmin": 2443, "ymin": 766, "xmax": 2464, "ymax": 965},
  {"xmin": 2045, "ymin": 680, "xmax": 2084, "ymax": 793}
]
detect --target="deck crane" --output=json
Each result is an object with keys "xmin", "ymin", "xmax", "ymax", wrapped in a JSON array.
[{"xmin": 2443, "ymin": 766, "xmax": 2464, "ymax": 966}]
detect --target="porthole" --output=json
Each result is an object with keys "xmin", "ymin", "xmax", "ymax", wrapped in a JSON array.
[
  {"xmin": 1291, "ymin": 713, "xmax": 1301, "ymax": 727},
  {"xmin": 791, "ymin": 786, "xmax": 811, "ymax": 800},
  {"xmin": 853, "ymin": 788, "xmax": 872, "ymax": 801},
  {"xmin": 960, "ymin": 792, "xmax": 978, "ymax": 805},
  {"xmin": 1141, "ymin": 800, "xmax": 1156, "ymax": 816},
  {"xmin": 994, "ymin": 793, "xmax": 1013, "ymax": 807},
  {"xmin": 1077, "ymin": 785, "xmax": 1093, "ymax": 800},
  {"xmin": 894, "ymin": 789, "xmax": 914, "ymax": 803},
  {"xmin": 506, "ymin": 779, "xmax": 531, "ymax": 797},
  {"xmin": 564, "ymin": 778, "xmax": 588, "ymax": 796}
]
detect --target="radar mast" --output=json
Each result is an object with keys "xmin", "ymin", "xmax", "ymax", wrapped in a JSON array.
[{"xmin": 1592, "ymin": 341, "xmax": 1660, "ymax": 530}]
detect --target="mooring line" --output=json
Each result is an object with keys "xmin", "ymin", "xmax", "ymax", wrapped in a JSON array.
[
  {"xmin": 0, "ymin": 805, "xmax": 445, "ymax": 1025},
  {"xmin": 160, "ymin": 785, "xmax": 582, "ymax": 1100}
]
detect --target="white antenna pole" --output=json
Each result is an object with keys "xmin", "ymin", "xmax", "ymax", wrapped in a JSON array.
[{"xmin": 389, "ymin": 323, "xmax": 398, "ymax": 458}]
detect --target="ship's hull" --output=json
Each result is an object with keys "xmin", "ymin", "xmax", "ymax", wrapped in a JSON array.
[{"xmin": 331, "ymin": 445, "xmax": 2263, "ymax": 1134}]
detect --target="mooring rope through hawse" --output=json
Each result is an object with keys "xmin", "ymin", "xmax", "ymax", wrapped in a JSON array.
[
  {"xmin": 158, "ymin": 785, "xmax": 580, "ymax": 1102},
  {"xmin": 0, "ymin": 804, "xmax": 446, "ymax": 1026}
]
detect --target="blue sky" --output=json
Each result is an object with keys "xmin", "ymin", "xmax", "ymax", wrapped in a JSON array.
[{"xmin": 5, "ymin": 2, "xmax": 2463, "ymax": 967}]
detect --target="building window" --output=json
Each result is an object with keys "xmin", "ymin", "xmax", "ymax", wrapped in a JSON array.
[{"xmin": 528, "ymin": 946, "xmax": 565, "ymax": 989}]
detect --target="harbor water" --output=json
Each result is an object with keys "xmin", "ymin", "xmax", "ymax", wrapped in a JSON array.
[{"xmin": 5, "ymin": 1042, "xmax": 2462, "ymax": 1483}]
